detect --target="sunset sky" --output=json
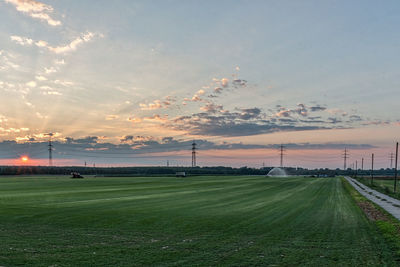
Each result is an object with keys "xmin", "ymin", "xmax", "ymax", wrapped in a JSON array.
[{"xmin": 0, "ymin": 0, "xmax": 399, "ymax": 168}]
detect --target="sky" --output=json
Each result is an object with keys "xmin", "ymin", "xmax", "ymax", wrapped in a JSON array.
[{"xmin": 0, "ymin": 0, "xmax": 399, "ymax": 169}]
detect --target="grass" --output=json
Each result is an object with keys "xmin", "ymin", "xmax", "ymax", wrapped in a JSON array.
[
  {"xmin": 343, "ymin": 177, "xmax": 400, "ymax": 257},
  {"xmin": 0, "ymin": 175, "xmax": 398, "ymax": 266},
  {"xmin": 356, "ymin": 176, "xmax": 400, "ymax": 200}
]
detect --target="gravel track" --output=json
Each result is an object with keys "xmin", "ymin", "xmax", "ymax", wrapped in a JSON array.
[{"xmin": 345, "ymin": 176, "xmax": 400, "ymax": 221}]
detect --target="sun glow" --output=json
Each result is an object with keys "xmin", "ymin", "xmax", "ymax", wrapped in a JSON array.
[{"xmin": 21, "ymin": 156, "xmax": 29, "ymax": 162}]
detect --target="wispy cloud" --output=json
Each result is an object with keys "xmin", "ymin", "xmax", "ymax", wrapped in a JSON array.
[
  {"xmin": 10, "ymin": 32, "xmax": 102, "ymax": 54},
  {"xmin": 54, "ymin": 80, "xmax": 74, "ymax": 87},
  {"xmin": 105, "ymin": 115, "xmax": 119, "ymax": 121},
  {"xmin": 5, "ymin": 0, "xmax": 61, "ymax": 26},
  {"xmin": 0, "ymin": 50, "xmax": 20, "ymax": 71},
  {"xmin": 48, "ymin": 32, "xmax": 101, "ymax": 54},
  {"xmin": 40, "ymin": 86, "xmax": 62, "ymax": 96},
  {"xmin": 139, "ymin": 96, "xmax": 176, "ymax": 110},
  {"xmin": 139, "ymin": 100, "xmax": 163, "ymax": 110},
  {"xmin": 10, "ymin": 35, "xmax": 33, "ymax": 46}
]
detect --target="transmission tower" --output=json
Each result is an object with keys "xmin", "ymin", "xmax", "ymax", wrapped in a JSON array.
[
  {"xmin": 342, "ymin": 148, "xmax": 349, "ymax": 170},
  {"xmin": 48, "ymin": 137, "xmax": 53, "ymax": 167},
  {"xmin": 390, "ymin": 152, "xmax": 394, "ymax": 169},
  {"xmin": 279, "ymin": 144, "xmax": 285, "ymax": 167},
  {"xmin": 191, "ymin": 140, "xmax": 197, "ymax": 167}
]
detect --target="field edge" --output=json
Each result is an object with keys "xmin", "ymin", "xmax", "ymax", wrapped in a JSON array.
[{"xmin": 342, "ymin": 177, "xmax": 400, "ymax": 259}]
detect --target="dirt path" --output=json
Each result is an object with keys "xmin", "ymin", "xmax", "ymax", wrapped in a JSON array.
[{"xmin": 345, "ymin": 176, "xmax": 400, "ymax": 221}]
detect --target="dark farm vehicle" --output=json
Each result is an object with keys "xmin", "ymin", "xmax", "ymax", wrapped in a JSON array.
[{"xmin": 71, "ymin": 172, "xmax": 84, "ymax": 178}]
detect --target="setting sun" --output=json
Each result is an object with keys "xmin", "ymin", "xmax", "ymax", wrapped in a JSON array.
[{"xmin": 21, "ymin": 156, "xmax": 29, "ymax": 162}]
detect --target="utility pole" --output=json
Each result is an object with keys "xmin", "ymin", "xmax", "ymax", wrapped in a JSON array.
[
  {"xmin": 192, "ymin": 140, "xmax": 197, "ymax": 167},
  {"xmin": 280, "ymin": 144, "xmax": 285, "ymax": 168},
  {"xmin": 395, "ymin": 142, "xmax": 398, "ymax": 192},
  {"xmin": 361, "ymin": 157, "xmax": 364, "ymax": 177},
  {"xmin": 48, "ymin": 138, "xmax": 53, "ymax": 167},
  {"xmin": 371, "ymin": 153, "xmax": 374, "ymax": 185},
  {"xmin": 355, "ymin": 160, "xmax": 358, "ymax": 178},
  {"xmin": 84, "ymin": 161, "xmax": 87, "ymax": 167},
  {"xmin": 342, "ymin": 148, "xmax": 349, "ymax": 171},
  {"xmin": 167, "ymin": 160, "xmax": 169, "ymax": 167}
]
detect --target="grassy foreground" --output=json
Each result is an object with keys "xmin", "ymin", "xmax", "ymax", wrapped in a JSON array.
[{"xmin": 0, "ymin": 175, "xmax": 398, "ymax": 266}]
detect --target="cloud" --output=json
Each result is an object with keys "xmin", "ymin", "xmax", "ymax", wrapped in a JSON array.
[
  {"xmin": 232, "ymin": 79, "xmax": 247, "ymax": 87},
  {"xmin": 10, "ymin": 35, "xmax": 33, "ymax": 46},
  {"xmin": 208, "ymin": 76, "xmax": 248, "ymax": 98},
  {"xmin": 40, "ymin": 86, "xmax": 62, "ymax": 96},
  {"xmin": 274, "ymin": 103, "xmax": 330, "ymax": 119},
  {"xmin": 143, "ymin": 114, "xmax": 169, "ymax": 122},
  {"xmin": 161, "ymin": 101, "xmax": 364, "ymax": 137},
  {"xmin": 237, "ymin": 108, "xmax": 263, "ymax": 120},
  {"xmin": 140, "ymin": 100, "xmax": 163, "ymax": 110},
  {"xmin": 35, "ymin": 75, "xmax": 47, "ymax": 81},
  {"xmin": 54, "ymin": 59, "xmax": 65, "ymax": 65},
  {"xmin": 221, "ymin": 78, "xmax": 229, "ymax": 88},
  {"xmin": 54, "ymin": 80, "xmax": 74, "ymax": 87},
  {"xmin": 105, "ymin": 115, "xmax": 119, "ymax": 121},
  {"xmin": 5, "ymin": 0, "xmax": 61, "ymax": 26},
  {"xmin": 200, "ymin": 103, "xmax": 224, "ymax": 113},
  {"xmin": 168, "ymin": 114, "xmax": 324, "ymax": 137},
  {"xmin": 127, "ymin": 117, "xmax": 142, "ymax": 124},
  {"xmin": 11, "ymin": 32, "xmax": 102, "ymax": 54},
  {"xmin": 0, "ymin": 50, "xmax": 20, "ymax": 71},
  {"xmin": 276, "ymin": 109, "xmax": 291, "ymax": 118},
  {"xmin": 348, "ymin": 115, "xmax": 362, "ymax": 122},
  {"xmin": 35, "ymin": 112, "xmax": 48, "ymax": 119},
  {"xmin": 361, "ymin": 120, "xmax": 391, "ymax": 126},
  {"xmin": 44, "ymin": 67, "xmax": 57, "ymax": 74},
  {"xmin": 25, "ymin": 81, "xmax": 37, "ymax": 88},
  {"xmin": 310, "ymin": 106, "xmax": 327, "ymax": 112},
  {"xmin": 48, "ymin": 32, "xmax": 100, "ymax": 54},
  {"xmin": 140, "ymin": 96, "xmax": 176, "ymax": 110},
  {"xmin": 191, "ymin": 89, "xmax": 206, "ymax": 102},
  {"xmin": 0, "ymin": 115, "xmax": 9, "ymax": 123},
  {"xmin": 214, "ymin": 87, "xmax": 223, "ymax": 94},
  {"xmin": 0, "ymin": 127, "xmax": 30, "ymax": 134},
  {"xmin": 65, "ymin": 136, "xmax": 99, "ymax": 144}
]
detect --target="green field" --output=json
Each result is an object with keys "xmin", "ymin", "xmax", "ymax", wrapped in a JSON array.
[{"xmin": 0, "ymin": 176, "xmax": 398, "ymax": 266}]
